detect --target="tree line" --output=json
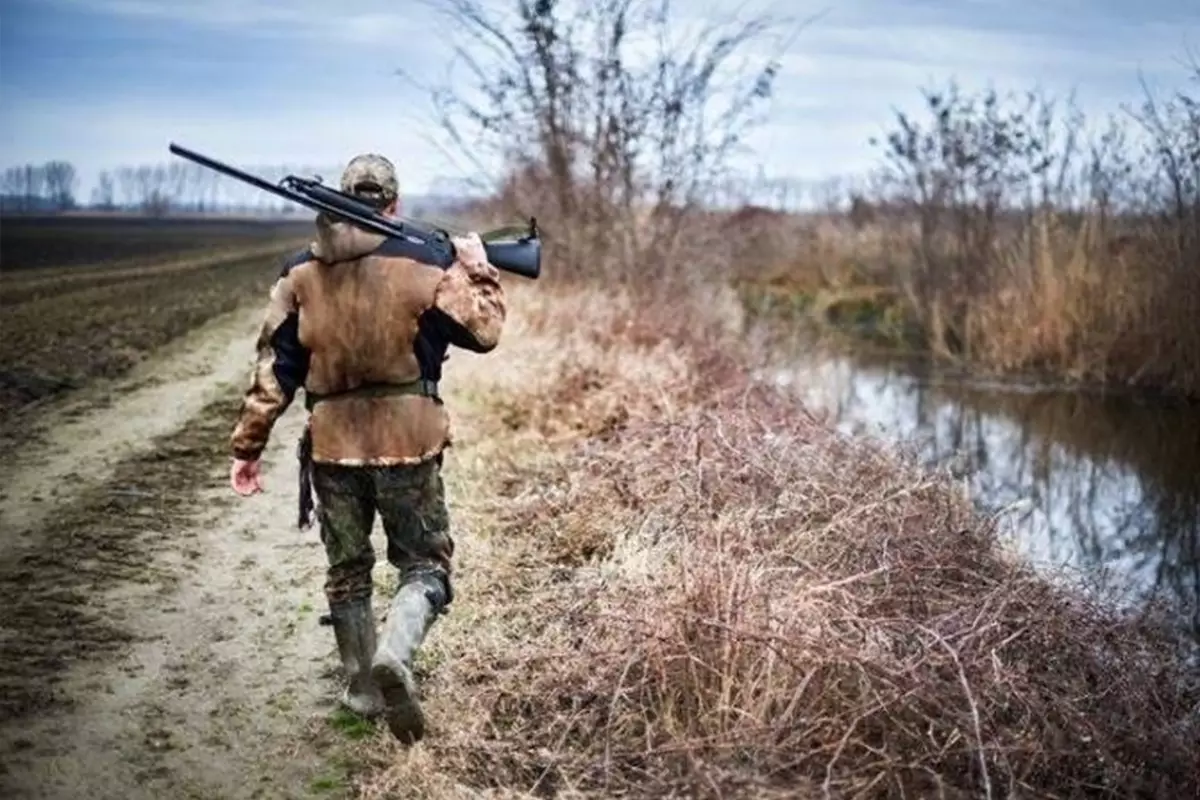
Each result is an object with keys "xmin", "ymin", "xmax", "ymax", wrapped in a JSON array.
[
  {"xmin": 1, "ymin": 161, "xmax": 79, "ymax": 212},
  {"xmin": 0, "ymin": 160, "xmax": 344, "ymax": 215},
  {"xmin": 0, "ymin": 155, "xmax": 861, "ymax": 217}
]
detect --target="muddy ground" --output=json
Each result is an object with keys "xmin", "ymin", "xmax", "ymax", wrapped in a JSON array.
[
  {"xmin": 0, "ymin": 215, "xmax": 311, "ymax": 272},
  {"xmin": 0, "ymin": 226, "xmax": 306, "ymax": 429},
  {"xmin": 0, "ymin": 305, "xmax": 340, "ymax": 799},
  {"xmin": 0, "ymin": 223, "xmax": 379, "ymax": 799},
  {"xmin": 0, "ymin": 298, "xmax": 511, "ymax": 799}
]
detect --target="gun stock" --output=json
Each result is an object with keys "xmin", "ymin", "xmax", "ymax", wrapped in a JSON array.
[{"xmin": 167, "ymin": 143, "xmax": 541, "ymax": 280}]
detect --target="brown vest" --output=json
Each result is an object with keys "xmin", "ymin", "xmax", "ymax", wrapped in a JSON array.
[{"xmin": 291, "ymin": 216, "xmax": 451, "ymax": 466}]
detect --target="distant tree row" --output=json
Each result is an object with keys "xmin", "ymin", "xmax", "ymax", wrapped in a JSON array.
[
  {"xmin": 0, "ymin": 160, "xmax": 343, "ymax": 215},
  {"xmin": 1, "ymin": 161, "xmax": 79, "ymax": 211}
]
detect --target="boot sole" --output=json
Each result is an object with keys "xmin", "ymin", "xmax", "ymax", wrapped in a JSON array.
[
  {"xmin": 371, "ymin": 661, "xmax": 425, "ymax": 743},
  {"xmin": 340, "ymin": 687, "xmax": 385, "ymax": 719}
]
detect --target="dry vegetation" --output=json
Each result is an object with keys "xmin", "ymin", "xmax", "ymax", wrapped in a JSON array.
[
  {"xmin": 440, "ymin": 0, "xmax": 1200, "ymax": 395},
  {"xmin": 732, "ymin": 71, "xmax": 1200, "ymax": 397},
  {"xmin": 359, "ymin": 282, "xmax": 1199, "ymax": 799},
  {"xmin": 4, "ymin": 2, "xmax": 1192, "ymax": 796},
  {"xmin": 343, "ymin": 1, "xmax": 1200, "ymax": 798}
]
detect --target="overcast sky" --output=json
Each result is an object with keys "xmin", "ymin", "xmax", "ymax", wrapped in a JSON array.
[{"xmin": 2, "ymin": 0, "xmax": 1196, "ymax": 200}]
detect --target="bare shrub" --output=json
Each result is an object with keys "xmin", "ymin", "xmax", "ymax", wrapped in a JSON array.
[
  {"xmin": 754, "ymin": 61, "xmax": 1200, "ymax": 394},
  {"xmin": 365, "ymin": 286, "xmax": 1200, "ymax": 799},
  {"xmin": 419, "ymin": 0, "xmax": 800, "ymax": 289}
]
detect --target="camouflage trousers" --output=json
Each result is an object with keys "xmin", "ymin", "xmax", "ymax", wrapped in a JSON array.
[{"xmin": 311, "ymin": 455, "xmax": 455, "ymax": 608}]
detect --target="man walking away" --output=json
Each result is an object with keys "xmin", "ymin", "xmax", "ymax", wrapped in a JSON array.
[{"xmin": 227, "ymin": 153, "xmax": 507, "ymax": 743}]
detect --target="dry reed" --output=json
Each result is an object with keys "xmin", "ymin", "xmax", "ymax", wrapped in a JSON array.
[{"xmin": 358, "ymin": 285, "xmax": 1199, "ymax": 800}]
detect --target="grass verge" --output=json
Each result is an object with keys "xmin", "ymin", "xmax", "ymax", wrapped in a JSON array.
[{"xmin": 350, "ymin": 283, "xmax": 1199, "ymax": 799}]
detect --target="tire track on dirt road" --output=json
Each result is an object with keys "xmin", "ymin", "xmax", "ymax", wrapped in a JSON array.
[
  {"xmin": 0, "ymin": 305, "xmax": 354, "ymax": 799},
  {"xmin": 0, "ymin": 391, "xmax": 352, "ymax": 799},
  {"xmin": 0, "ymin": 307, "xmax": 262, "ymax": 548},
  {"xmin": 0, "ymin": 298, "xmax": 517, "ymax": 799}
]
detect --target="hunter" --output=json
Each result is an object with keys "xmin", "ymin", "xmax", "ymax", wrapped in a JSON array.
[{"xmin": 226, "ymin": 153, "xmax": 506, "ymax": 743}]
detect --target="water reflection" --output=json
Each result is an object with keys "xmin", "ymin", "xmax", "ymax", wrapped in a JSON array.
[{"xmin": 763, "ymin": 348, "xmax": 1200, "ymax": 641}]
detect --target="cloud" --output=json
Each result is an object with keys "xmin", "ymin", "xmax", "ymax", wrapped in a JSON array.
[
  {"xmin": 4, "ymin": 0, "xmax": 1198, "ymax": 200},
  {"xmin": 50, "ymin": 0, "xmax": 446, "ymax": 44},
  {"xmin": 737, "ymin": 4, "xmax": 1197, "ymax": 183}
]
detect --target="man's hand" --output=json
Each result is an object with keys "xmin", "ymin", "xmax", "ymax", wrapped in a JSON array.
[
  {"xmin": 230, "ymin": 458, "xmax": 263, "ymax": 496},
  {"xmin": 450, "ymin": 232, "xmax": 495, "ymax": 277}
]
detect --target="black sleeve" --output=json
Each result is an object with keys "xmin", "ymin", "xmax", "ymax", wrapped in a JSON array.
[
  {"xmin": 270, "ymin": 312, "xmax": 310, "ymax": 401},
  {"xmin": 421, "ymin": 306, "xmax": 497, "ymax": 354}
]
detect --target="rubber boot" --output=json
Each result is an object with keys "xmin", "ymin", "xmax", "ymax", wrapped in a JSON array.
[
  {"xmin": 330, "ymin": 597, "xmax": 385, "ymax": 717},
  {"xmin": 370, "ymin": 577, "xmax": 443, "ymax": 743}
]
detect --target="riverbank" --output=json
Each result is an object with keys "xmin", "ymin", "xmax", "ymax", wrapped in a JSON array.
[
  {"xmin": 760, "ymin": 334, "xmax": 1200, "ymax": 645},
  {"xmin": 735, "ymin": 255, "xmax": 1200, "ymax": 403},
  {"xmin": 725, "ymin": 195, "xmax": 1200, "ymax": 402},
  {"xmin": 738, "ymin": 72, "xmax": 1200, "ymax": 400},
  {"xmin": 350, "ymin": 281, "xmax": 1199, "ymax": 799}
]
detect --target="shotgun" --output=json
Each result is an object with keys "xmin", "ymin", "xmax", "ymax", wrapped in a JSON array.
[{"xmin": 167, "ymin": 142, "xmax": 542, "ymax": 280}]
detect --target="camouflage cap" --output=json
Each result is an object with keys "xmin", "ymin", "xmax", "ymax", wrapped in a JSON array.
[{"xmin": 340, "ymin": 153, "xmax": 398, "ymax": 208}]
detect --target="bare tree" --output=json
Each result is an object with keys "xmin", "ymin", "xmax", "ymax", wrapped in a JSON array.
[
  {"xmin": 1, "ymin": 166, "xmax": 23, "ymax": 211},
  {"xmin": 1127, "ymin": 68, "xmax": 1200, "ymax": 265},
  {"xmin": 24, "ymin": 164, "xmax": 46, "ymax": 210},
  {"xmin": 115, "ymin": 167, "xmax": 138, "ymax": 208},
  {"xmin": 92, "ymin": 170, "xmax": 116, "ymax": 209},
  {"xmin": 166, "ymin": 162, "xmax": 190, "ymax": 211},
  {"xmin": 837, "ymin": 54, "xmax": 1200, "ymax": 392},
  {"xmin": 412, "ymin": 0, "xmax": 799, "ymax": 281},
  {"xmin": 42, "ymin": 160, "xmax": 78, "ymax": 210},
  {"xmin": 869, "ymin": 84, "xmax": 1077, "ymax": 356},
  {"xmin": 2, "ymin": 164, "xmax": 49, "ymax": 211}
]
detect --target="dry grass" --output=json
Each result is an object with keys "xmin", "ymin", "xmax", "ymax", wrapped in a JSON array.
[
  {"xmin": 731, "ymin": 77, "xmax": 1200, "ymax": 397},
  {"xmin": 353, "ymin": 283, "xmax": 1199, "ymax": 800},
  {"xmin": 737, "ymin": 209, "xmax": 1200, "ymax": 395},
  {"xmin": 339, "ymin": 22, "xmax": 1199, "ymax": 793}
]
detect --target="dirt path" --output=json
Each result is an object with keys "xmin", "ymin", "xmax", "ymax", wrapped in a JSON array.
[
  {"xmin": 0, "ymin": 291, "xmax": 522, "ymax": 799},
  {"xmin": 0, "ymin": 307, "xmax": 262, "ymax": 546},
  {"xmin": 0, "ymin": 302, "xmax": 387, "ymax": 798},
  {"xmin": 0, "ymin": 391, "xmax": 334, "ymax": 799}
]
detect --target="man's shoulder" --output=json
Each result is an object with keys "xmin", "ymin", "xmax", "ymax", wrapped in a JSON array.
[
  {"xmin": 276, "ymin": 232, "xmax": 456, "ymax": 278},
  {"xmin": 280, "ymin": 247, "xmax": 315, "ymax": 277},
  {"xmin": 371, "ymin": 234, "xmax": 456, "ymax": 271}
]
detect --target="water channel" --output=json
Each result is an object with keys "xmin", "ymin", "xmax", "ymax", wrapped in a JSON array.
[{"xmin": 762, "ymin": 343, "xmax": 1200, "ymax": 643}]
